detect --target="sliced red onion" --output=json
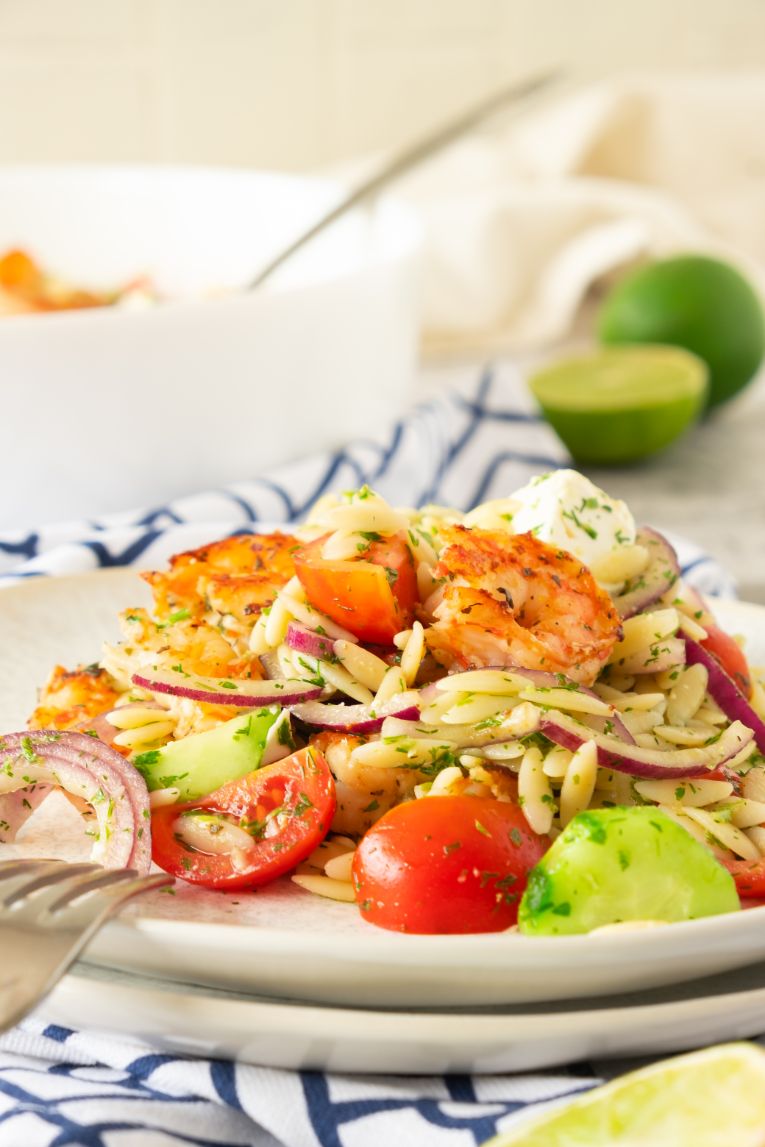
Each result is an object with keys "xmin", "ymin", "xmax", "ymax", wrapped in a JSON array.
[
  {"xmin": 674, "ymin": 583, "xmax": 715, "ymax": 627},
  {"xmin": 685, "ymin": 637, "xmax": 765, "ymax": 754},
  {"xmin": 496, "ymin": 666, "xmax": 636, "ymax": 745},
  {"xmin": 291, "ymin": 693, "xmax": 421, "ymax": 733},
  {"xmin": 0, "ymin": 784, "xmax": 51, "ymax": 843},
  {"xmin": 582, "ymin": 713, "xmax": 635, "ymax": 745},
  {"xmin": 613, "ymin": 528, "xmax": 681, "ymax": 619},
  {"xmin": 539, "ymin": 711, "xmax": 753, "ymax": 779},
  {"xmin": 285, "ymin": 623, "xmax": 338, "ymax": 662},
  {"xmin": 0, "ymin": 730, "xmax": 151, "ymax": 871},
  {"xmin": 132, "ymin": 668, "xmax": 322, "ymax": 708}
]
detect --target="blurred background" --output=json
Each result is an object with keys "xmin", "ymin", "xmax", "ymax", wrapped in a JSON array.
[{"xmin": 0, "ymin": 0, "xmax": 763, "ymax": 170}]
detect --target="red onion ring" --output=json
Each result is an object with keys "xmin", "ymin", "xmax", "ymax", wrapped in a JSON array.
[
  {"xmin": 493, "ymin": 665, "xmax": 636, "ymax": 745},
  {"xmin": 539, "ymin": 711, "xmax": 753, "ymax": 779},
  {"xmin": 132, "ymin": 668, "xmax": 322, "ymax": 708},
  {"xmin": 614, "ymin": 527, "xmax": 680, "ymax": 619},
  {"xmin": 0, "ymin": 730, "xmax": 151, "ymax": 871},
  {"xmin": 291, "ymin": 694, "xmax": 421, "ymax": 733},
  {"xmin": 685, "ymin": 637, "xmax": 765, "ymax": 754},
  {"xmin": 0, "ymin": 784, "xmax": 52, "ymax": 843},
  {"xmin": 285, "ymin": 623, "xmax": 340, "ymax": 662}
]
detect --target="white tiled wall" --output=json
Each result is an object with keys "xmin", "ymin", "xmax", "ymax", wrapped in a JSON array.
[{"xmin": 0, "ymin": 0, "xmax": 762, "ymax": 171}]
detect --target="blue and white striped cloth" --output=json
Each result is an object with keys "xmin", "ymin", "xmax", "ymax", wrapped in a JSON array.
[
  {"xmin": 0, "ymin": 364, "xmax": 732, "ymax": 595},
  {"xmin": 0, "ymin": 1019, "xmax": 605, "ymax": 1147},
  {"xmin": 0, "ymin": 365, "xmax": 734, "ymax": 1146}
]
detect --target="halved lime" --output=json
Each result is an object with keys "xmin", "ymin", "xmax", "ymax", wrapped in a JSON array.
[
  {"xmin": 528, "ymin": 345, "xmax": 708, "ymax": 465},
  {"xmin": 483, "ymin": 1043, "xmax": 765, "ymax": 1147}
]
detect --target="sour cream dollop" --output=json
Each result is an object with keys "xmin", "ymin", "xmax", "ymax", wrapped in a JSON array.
[{"xmin": 508, "ymin": 470, "xmax": 636, "ymax": 567}]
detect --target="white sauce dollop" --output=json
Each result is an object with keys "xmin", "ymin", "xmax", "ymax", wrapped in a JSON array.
[{"xmin": 508, "ymin": 469, "xmax": 636, "ymax": 567}]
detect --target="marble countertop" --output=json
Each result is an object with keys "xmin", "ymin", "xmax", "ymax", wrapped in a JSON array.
[
  {"xmin": 423, "ymin": 358, "xmax": 765, "ymax": 604},
  {"xmin": 582, "ymin": 389, "xmax": 765, "ymax": 604}
]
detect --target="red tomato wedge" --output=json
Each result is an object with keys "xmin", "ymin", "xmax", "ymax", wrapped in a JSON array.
[
  {"xmin": 352, "ymin": 795, "xmax": 549, "ymax": 934},
  {"xmin": 292, "ymin": 535, "xmax": 417, "ymax": 645},
  {"xmin": 723, "ymin": 857, "xmax": 765, "ymax": 900},
  {"xmin": 702, "ymin": 622, "xmax": 753, "ymax": 699},
  {"xmin": 151, "ymin": 747, "xmax": 335, "ymax": 891}
]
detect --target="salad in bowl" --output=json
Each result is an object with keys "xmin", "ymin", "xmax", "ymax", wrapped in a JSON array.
[{"xmin": 3, "ymin": 470, "xmax": 764, "ymax": 937}]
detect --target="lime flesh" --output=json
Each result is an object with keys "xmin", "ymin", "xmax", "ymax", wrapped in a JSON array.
[
  {"xmin": 483, "ymin": 1043, "xmax": 765, "ymax": 1147},
  {"xmin": 598, "ymin": 255, "xmax": 765, "ymax": 408},
  {"xmin": 528, "ymin": 346, "xmax": 708, "ymax": 465}
]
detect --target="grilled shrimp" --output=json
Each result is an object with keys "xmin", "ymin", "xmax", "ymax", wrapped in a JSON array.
[
  {"xmin": 106, "ymin": 607, "xmax": 264, "ymax": 683},
  {"xmin": 143, "ymin": 532, "xmax": 299, "ymax": 623},
  {"xmin": 425, "ymin": 526, "xmax": 621, "ymax": 685},
  {"xmin": 29, "ymin": 664, "xmax": 121, "ymax": 731},
  {"xmin": 310, "ymin": 732, "xmax": 420, "ymax": 837}
]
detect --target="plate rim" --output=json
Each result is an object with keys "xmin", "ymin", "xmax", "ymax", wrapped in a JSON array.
[{"xmin": 53, "ymin": 956, "xmax": 765, "ymax": 1034}]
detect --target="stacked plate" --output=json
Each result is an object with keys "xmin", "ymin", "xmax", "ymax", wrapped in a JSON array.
[
  {"xmin": 33, "ymin": 955, "xmax": 765, "ymax": 1074},
  {"xmin": 3, "ymin": 571, "xmax": 765, "ymax": 1073}
]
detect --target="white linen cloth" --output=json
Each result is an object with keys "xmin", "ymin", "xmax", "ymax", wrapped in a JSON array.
[{"xmin": 397, "ymin": 74, "xmax": 765, "ymax": 355}]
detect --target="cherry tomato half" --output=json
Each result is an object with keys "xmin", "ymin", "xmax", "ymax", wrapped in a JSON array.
[
  {"xmin": 702, "ymin": 623, "xmax": 752, "ymax": 699},
  {"xmin": 352, "ymin": 795, "xmax": 550, "ymax": 934},
  {"xmin": 151, "ymin": 747, "xmax": 335, "ymax": 891},
  {"xmin": 723, "ymin": 857, "xmax": 765, "ymax": 900},
  {"xmin": 293, "ymin": 535, "xmax": 417, "ymax": 645}
]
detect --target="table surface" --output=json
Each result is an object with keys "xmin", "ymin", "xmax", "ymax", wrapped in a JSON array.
[{"xmin": 422, "ymin": 358, "xmax": 765, "ymax": 605}]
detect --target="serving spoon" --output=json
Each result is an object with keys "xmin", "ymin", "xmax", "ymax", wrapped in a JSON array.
[{"xmin": 249, "ymin": 68, "xmax": 562, "ymax": 290}]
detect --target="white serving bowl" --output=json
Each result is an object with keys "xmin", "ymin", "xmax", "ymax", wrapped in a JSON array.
[{"xmin": 0, "ymin": 166, "xmax": 421, "ymax": 529}]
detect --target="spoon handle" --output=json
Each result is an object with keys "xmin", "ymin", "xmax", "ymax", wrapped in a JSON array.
[{"xmin": 250, "ymin": 67, "xmax": 562, "ymax": 290}]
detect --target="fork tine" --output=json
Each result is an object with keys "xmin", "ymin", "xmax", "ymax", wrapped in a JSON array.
[
  {"xmin": 61, "ymin": 870, "xmax": 172, "ymax": 909},
  {"xmin": 0, "ymin": 862, "xmax": 172, "ymax": 1034},
  {"xmin": 35, "ymin": 871, "xmax": 172, "ymax": 934},
  {"xmin": 45, "ymin": 867, "xmax": 168, "ymax": 913},
  {"xmin": 0, "ymin": 860, "xmax": 101, "ymax": 907},
  {"xmin": 5, "ymin": 866, "xmax": 170, "ymax": 921}
]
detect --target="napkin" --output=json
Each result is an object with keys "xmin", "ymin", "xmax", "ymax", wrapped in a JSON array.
[
  {"xmin": 0, "ymin": 366, "xmax": 733, "ymax": 595},
  {"xmin": 396, "ymin": 74, "xmax": 765, "ymax": 356},
  {"xmin": 0, "ymin": 366, "xmax": 737, "ymax": 1147}
]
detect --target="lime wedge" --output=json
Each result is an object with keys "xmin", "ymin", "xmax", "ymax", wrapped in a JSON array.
[
  {"xmin": 528, "ymin": 346, "xmax": 708, "ymax": 465},
  {"xmin": 483, "ymin": 1043, "xmax": 765, "ymax": 1147}
]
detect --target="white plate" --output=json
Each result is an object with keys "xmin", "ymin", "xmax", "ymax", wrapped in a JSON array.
[
  {"xmin": 37, "ymin": 958, "xmax": 765, "ymax": 1074},
  {"xmin": 2, "ymin": 569, "xmax": 765, "ymax": 1009}
]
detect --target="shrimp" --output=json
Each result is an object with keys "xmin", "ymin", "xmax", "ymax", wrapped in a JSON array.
[
  {"xmin": 29, "ymin": 664, "xmax": 121, "ymax": 731},
  {"xmin": 310, "ymin": 732, "xmax": 420, "ymax": 837},
  {"xmin": 424, "ymin": 526, "xmax": 621, "ymax": 686},
  {"xmin": 142, "ymin": 532, "xmax": 299, "ymax": 623},
  {"xmin": 104, "ymin": 607, "xmax": 265, "ymax": 687}
]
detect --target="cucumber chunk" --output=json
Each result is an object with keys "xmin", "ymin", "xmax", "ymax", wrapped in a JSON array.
[
  {"xmin": 518, "ymin": 806, "xmax": 739, "ymax": 936},
  {"xmin": 133, "ymin": 707, "xmax": 280, "ymax": 801}
]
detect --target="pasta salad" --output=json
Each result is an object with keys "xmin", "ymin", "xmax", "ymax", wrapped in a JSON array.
[{"xmin": 4, "ymin": 469, "xmax": 765, "ymax": 935}]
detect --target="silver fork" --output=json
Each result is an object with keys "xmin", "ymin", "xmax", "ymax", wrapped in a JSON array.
[{"xmin": 0, "ymin": 859, "xmax": 172, "ymax": 1032}]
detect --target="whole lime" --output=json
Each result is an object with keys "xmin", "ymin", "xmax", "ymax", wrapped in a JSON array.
[
  {"xmin": 598, "ymin": 255, "xmax": 765, "ymax": 408},
  {"xmin": 528, "ymin": 345, "xmax": 708, "ymax": 465}
]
